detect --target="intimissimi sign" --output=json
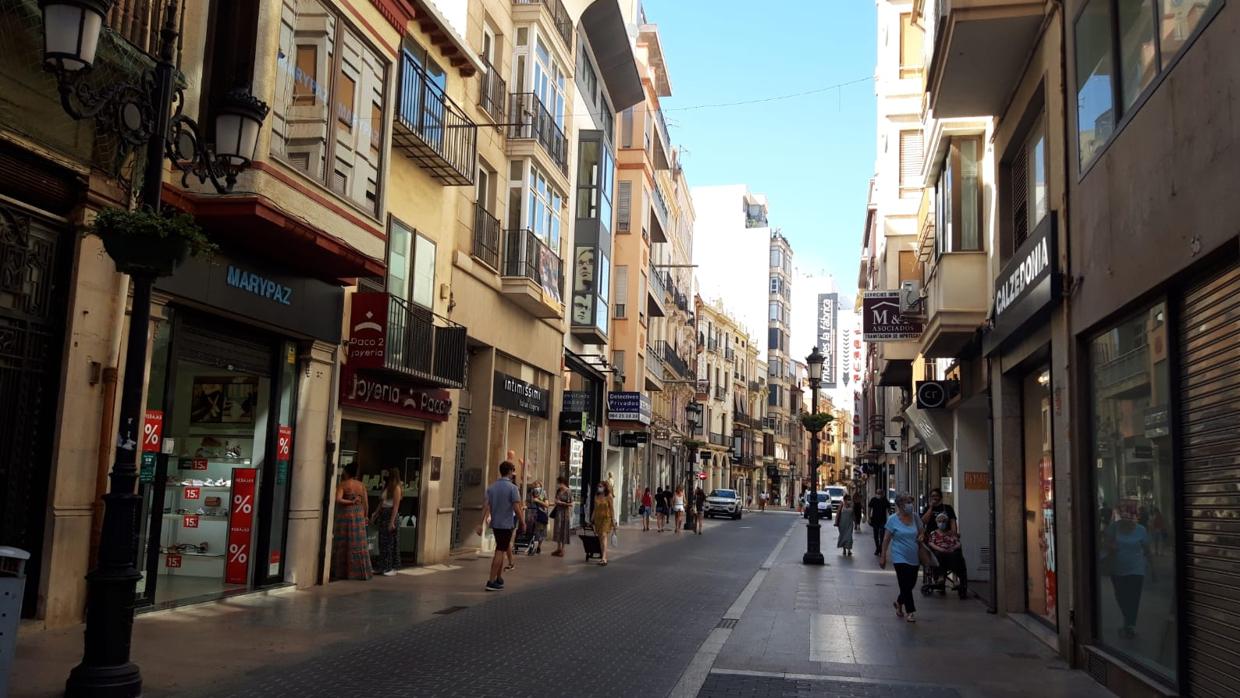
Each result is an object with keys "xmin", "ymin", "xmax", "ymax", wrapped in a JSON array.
[{"xmin": 984, "ymin": 213, "xmax": 1059, "ymax": 355}]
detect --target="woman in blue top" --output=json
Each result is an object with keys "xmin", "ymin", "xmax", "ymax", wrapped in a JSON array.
[
  {"xmin": 881, "ymin": 493, "xmax": 923, "ymax": 622},
  {"xmin": 1104, "ymin": 512, "xmax": 1151, "ymax": 638}
]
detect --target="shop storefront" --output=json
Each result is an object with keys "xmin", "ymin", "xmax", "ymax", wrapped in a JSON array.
[
  {"xmin": 492, "ymin": 363, "xmax": 553, "ymax": 494},
  {"xmin": 560, "ymin": 353, "xmax": 605, "ymax": 526},
  {"xmin": 138, "ymin": 252, "xmax": 343, "ymax": 606},
  {"xmin": 606, "ymin": 391, "xmax": 651, "ymax": 521}
]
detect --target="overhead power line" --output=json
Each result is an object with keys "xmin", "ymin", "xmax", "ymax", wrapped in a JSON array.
[{"xmin": 664, "ymin": 76, "xmax": 874, "ymax": 112}]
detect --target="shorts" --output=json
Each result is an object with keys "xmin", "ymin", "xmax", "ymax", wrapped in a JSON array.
[
  {"xmin": 492, "ymin": 527, "xmax": 514, "ymax": 551},
  {"xmin": 674, "ymin": 505, "xmax": 685, "ymax": 513},
  {"xmin": 656, "ymin": 506, "xmax": 669, "ymax": 516}
]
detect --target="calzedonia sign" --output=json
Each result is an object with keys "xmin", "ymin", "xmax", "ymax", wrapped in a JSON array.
[
  {"xmin": 985, "ymin": 214, "xmax": 1059, "ymax": 354},
  {"xmin": 493, "ymin": 372, "xmax": 550, "ymax": 418},
  {"xmin": 340, "ymin": 366, "xmax": 452, "ymax": 422}
]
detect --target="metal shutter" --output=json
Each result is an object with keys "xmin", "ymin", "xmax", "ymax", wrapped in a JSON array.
[
  {"xmin": 1180, "ymin": 261, "xmax": 1240, "ymax": 698},
  {"xmin": 1011, "ymin": 146, "xmax": 1029, "ymax": 248},
  {"xmin": 617, "ymin": 180, "xmax": 631, "ymax": 232},
  {"xmin": 899, "ymin": 130, "xmax": 923, "ymax": 193}
]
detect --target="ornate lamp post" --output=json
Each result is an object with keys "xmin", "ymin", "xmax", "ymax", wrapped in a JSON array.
[
  {"xmin": 684, "ymin": 401, "xmax": 703, "ymax": 529},
  {"xmin": 37, "ymin": 2, "xmax": 268, "ymax": 695},
  {"xmin": 802, "ymin": 347, "xmax": 827, "ymax": 565}
]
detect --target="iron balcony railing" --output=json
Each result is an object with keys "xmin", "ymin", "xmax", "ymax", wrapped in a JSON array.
[
  {"xmin": 709, "ymin": 431, "xmax": 729, "ymax": 447},
  {"xmin": 106, "ymin": 0, "xmax": 178, "ymax": 56},
  {"xmin": 645, "ymin": 349, "xmax": 666, "ymax": 382},
  {"xmin": 478, "ymin": 58, "xmax": 507, "ymax": 124},
  {"xmin": 1096, "ymin": 344, "xmax": 1150, "ymax": 391},
  {"xmin": 352, "ymin": 292, "xmax": 467, "ymax": 388},
  {"xmin": 394, "ymin": 51, "xmax": 477, "ymax": 186},
  {"xmin": 656, "ymin": 340, "xmax": 691, "ymax": 379},
  {"xmin": 508, "ymin": 92, "xmax": 567, "ymax": 172},
  {"xmin": 512, "ymin": 0, "xmax": 573, "ymax": 50},
  {"xmin": 749, "ymin": 380, "xmax": 762, "ymax": 392},
  {"xmin": 652, "ymin": 181, "xmax": 670, "ymax": 227},
  {"xmin": 503, "ymin": 228, "xmax": 562, "ymax": 294},
  {"xmin": 725, "ymin": 347, "xmax": 736, "ymax": 361},
  {"xmin": 473, "ymin": 201, "xmax": 501, "ymax": 270},
  {"xmin": 648, "ymin": 264, "xmax": 667, "ymax": 301},
  {"xmin": 713, "ymin": 385, "xmax": 726, "ymax": 401}
]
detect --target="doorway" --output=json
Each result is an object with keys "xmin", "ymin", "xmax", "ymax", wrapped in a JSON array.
[{"xmin": 1021, "ymin": 366, "xmax": 1057, "ymax": 626}]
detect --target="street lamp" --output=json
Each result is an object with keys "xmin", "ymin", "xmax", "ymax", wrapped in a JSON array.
[
  {"xmin": 684, "ymin": 401, "xmax": 703, "ymax": 529},
  {"xmin": 39, "ymin": 2, "xmax": 269, "ymax": 696},
  {"xmin": 803, "ymin": 346, "xmax": 826, "ymax": 565}
]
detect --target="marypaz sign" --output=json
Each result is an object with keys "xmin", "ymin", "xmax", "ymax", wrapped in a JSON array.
[{"xmin": 862, "ymin": 291, "xmax": 923, "ymax": 341}]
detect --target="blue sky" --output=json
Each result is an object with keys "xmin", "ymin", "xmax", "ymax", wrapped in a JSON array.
[{"xmin": 644, "ymin": 0, "xmax": 877, "ymax": 294}]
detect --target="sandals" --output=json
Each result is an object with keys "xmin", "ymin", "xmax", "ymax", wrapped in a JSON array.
[
  {"xmin": 599, "ymin": 560, "xmax": 608, "ymax": 566},
  {"xmin": 893, "ymin": 601, "xmax": 905, "ymax": 618}
]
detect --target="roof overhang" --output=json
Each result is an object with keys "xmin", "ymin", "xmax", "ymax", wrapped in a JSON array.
[
  {"xmin": 582, "ymin": 0, "xmax": 644, "ymax": 111},
  {"xmin": 372, "ymin": 0, "xmax": 484, "ymax": 77}
]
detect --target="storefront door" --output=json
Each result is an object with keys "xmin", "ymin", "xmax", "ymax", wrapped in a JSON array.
[
  {"xmin": 1022, "ymin": 367, "xmax": 1057, "ymax": 626},
  {"xmin": 339, "ymin": 420, "xmax": 426, "ymax": 566}
]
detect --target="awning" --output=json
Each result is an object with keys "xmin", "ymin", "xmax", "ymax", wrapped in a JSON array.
[
  {"xmin": 581, "ymin": 1, "xmax": 644, "ymax": 110},
  {"xmin": 903, "ymin": 404, "xmax": 952, "ymax": 455}
]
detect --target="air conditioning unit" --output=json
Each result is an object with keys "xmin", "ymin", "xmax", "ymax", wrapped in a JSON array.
[{"xmin": 899, "ymin": 280, "xmax": 925, "ymax": 317}]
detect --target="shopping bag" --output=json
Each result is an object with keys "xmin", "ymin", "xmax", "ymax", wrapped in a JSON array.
[{"xmin": 610, "ymin": 530, "xmax": 619, "ymax": 549}]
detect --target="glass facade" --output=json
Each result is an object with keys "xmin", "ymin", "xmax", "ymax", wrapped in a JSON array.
[
  {"xmin": 1089, "ymin": 302, "xmax": 1176, "ymax": 681},
  {"xmin": 1022, "ymin": 367, "xmax": 1057, "ymax": 625}
]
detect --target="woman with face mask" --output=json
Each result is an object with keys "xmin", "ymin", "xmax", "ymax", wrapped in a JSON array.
[
  {"xmin": 591, "ymin": 481, "xmax": 615, "ymax": 566},
  {"xmin": 525, "ymin": 480, "xmax": 551, "ymax": 555},
  {"xmin": 927, "ymin": 512, "xmax": 969, "ymax": 599},
  {"xmin": 881, "ymin": 493, "xmax": 923, "ymax": 622}
]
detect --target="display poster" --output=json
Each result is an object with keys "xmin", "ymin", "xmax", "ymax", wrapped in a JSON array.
[
  {"xmin": 276, "ymin": 425, "xmax": 292, "ymax": 485},
  {"xmin": 140, "ymin": 452, "xmax": 157, "ymax": 483},
  {"xmin": 225, "ymin": 467, "xmax": 258, "ymax": 585},
  {"xmin": 143, "ymin": 410, "xmax": 164, "ymax": 452},
  {"xmin": 862, "ymin": 291, "xmax": 923, "ymax": 341}
]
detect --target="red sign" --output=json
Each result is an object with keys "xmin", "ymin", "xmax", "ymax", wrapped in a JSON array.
[
  {"xmin": 165, "ymin": 553, "xmax": 182, "ymax": 568},
  {"xmin": 143, "ymin": 410, "xmax": 164, "ymax": 452},
  {"xmin": 269, "ymin": 550, "xmax": 281, "ymax": 564},
  {"xmin": 225, "ymin": 468, "xmax": 258, "ymax": 585},
  {"xmin": 697, "ymin": 471, "xmax": 707, "ymax": 480},
  {"xmin": 346, "ymin": 292, "xmax": 390, "ymax": 369},
  {"xmin": 277, "ymin": 425, "xmax": 292, "ymax": 460},
  {"xmin": 339, "ymin": 365, "xmax": 452, "ymax": 422},
  {"xmin": 183, "ymin": 487, "xmax": 201, "ymax": 500},
  {"xmin": 182, "ymin": 514, "xmax": 200, "ymax": 528},
  {"xmin": 191, "ymin": 458, "xmax": 209, "ymax": 471}
]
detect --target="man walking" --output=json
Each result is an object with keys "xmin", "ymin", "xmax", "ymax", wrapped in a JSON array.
[
  {"xmin": 868, "ymin": 490, "xmax": 889, "ymax": 556},
  {"xmin": 482, "ymin": 461, "xmax": 524, "ymax": 591}
]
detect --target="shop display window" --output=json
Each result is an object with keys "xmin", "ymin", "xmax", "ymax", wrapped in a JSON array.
[
  {"xmin": 339, "ymin": 421, "xmax": 424, "ymax": 563},
  {"xmin": 1022, "ymin": 367, "xmax": 1057, "ymax": 626},
  {"xmin": 1089, "ymin": 302, "xmax": 1176, "ymax": 681}
]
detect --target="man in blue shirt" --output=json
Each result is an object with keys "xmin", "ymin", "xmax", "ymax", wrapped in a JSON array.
[{"xmin": 482, "ymin": 461, "xmax": 524, "ymax": 591}]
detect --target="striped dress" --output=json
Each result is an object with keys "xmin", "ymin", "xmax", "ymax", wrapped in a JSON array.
[{"xmin": 332, "ymin": 481, "xmax": 373, "ymax": 581}]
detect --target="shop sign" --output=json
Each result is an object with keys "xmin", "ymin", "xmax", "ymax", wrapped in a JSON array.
[
  {"xmin": 182, "ymin": 515, "xmax": 199, "ymax": 529},
  {"xmin": 142, "ymin": 410, "xmax": 163, "ymax": 452},
  {"xmin": 620, "ymin": 433, "xmax": 639, "ymax": 448},
  {"xmin": 964, "ymin": 472, "xmax": 990, "ymax": 490},
  {"xmin": 985, "ymin": 214, "xmax": 1059, "ymax": 354},
  {"xmin": 140, "ymin": 452, "xmax": 157, "ymax": 483},
  {"xmin": 1143, "ymin": 406, "xmax": 1170, "ymax": 439},
  {"xmin": 607, "ymin": 391, "xmax": 651, "ymax": 424},
  {"xmin": 183, "ymin": 487, "xmax": 201, "ymax": 500},
  {"xmin": 817, "ymin": 293, "xmax": 838, "ymax": 388},
  {"xmin": 883, "ymin": 436, "xmax": 902, "ymax": 454},
  {"xmin": 559, "ymin": 411, "xmax": 588, "ymax": 432},
  {"xmin": 341, "ymin": 366, "xmax": 452, "ymax": 422},
  {"xmin": 915, "ymin": 381, "xmax": 958, "ymax": 409},
  {"xmin": 165, "ymin": 554, "xmax": 182, "ymax": 568},
  {"xmin": 225, "ymin": 468, "xmax": 258, "ymax": 585},
  {"xmin": 226, "ymin": 265, "xmax": 293, "ymax": 306},
  {"xmin": 862, "ymin": 291, "xmax": 923, "ymax": 341},
  {"xmin": 493, "ymin": 372, "xmax": 550, "ymax": 418},
  {"xmin": 346, "ymin": 292, "xmax": 389, "ymax": 369}
]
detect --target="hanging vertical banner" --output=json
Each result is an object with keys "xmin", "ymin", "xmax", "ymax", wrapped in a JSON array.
[
  {"xmin": 142, "ymin": 410, "xmax": 164, "ymax": 452},
  {"xmin": 276, "ymin": 425, "xmax": 292, "ymax": 485},
  {"xmin": 817, "ymin": 293, "xmax": 838, "ymax": 389},
  {"xmin": 225, "ymin": 467, "xmax": 258, "ymax": 585}
]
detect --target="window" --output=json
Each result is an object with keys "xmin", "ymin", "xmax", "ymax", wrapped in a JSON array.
[
  {"xmin": 532, "ymin": 37, "xmax": 566, "ymax": 125},
  {"xmin": 769, "ymin": 277, "xmax": 779, "ymax": 294},
  {"xmin": 612, "ymin": 350, "xmax": 625, "ymax": 377},
  {"xmin": 899, "ymin": 130, "xmax": 924, "ymax": 197},
  {"xmin": 770, "ymin": 248, "xmax": 783, "ymax": 269},
  {"xmin": 527, "ymin": 165, "xmax": 563, "ymax": 250},
  {"xmin": 1009, "ymin": 119, "xmax": 1048, "ymax": 251},
  {"xmin": 575, "ymin": 134, "xmax": 614, "ymax": 226},
  {"xmin": 898, "ymin": 250, "xmax": 919, "ymax": 284},
  {"xmin": 614, "ymin": 265, "xmax": 628, "ymax": 316},
  {"xmin": 576, "ymin": 41, "xmax": 598, "ymax": 108},
  {"xmin": 1088, "ymin": 302, "xmax": 1176, "ymax": 682},
  {"xmin": 934, "ymin": 136, "xmax": 984, "ymax": 255},
  {"xmin": 387, "ymin": 219, "xmax": 435, "ymax": 309},
  {"xmin": 1075, "ymin": 0, "xmax": 1220, "ymax": 170},
  {"xmin": 769, "ymin": 301, "xmax": 782, "ymax": 322},
  {"xmin": 899, "ymin": 13, "xmax": 924, "ymax": 78},
  {"xmin": 273, "ymin": 0, "xmax": 387, "ymax": 216},
  {"xmin": 616, "ymin": 180, "xmax": 632, "ymax": 232}
]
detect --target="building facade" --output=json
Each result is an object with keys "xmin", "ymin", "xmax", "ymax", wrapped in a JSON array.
[{"xmin": 767, "ymin": 230, "xmax": 795, "ymax": 505}]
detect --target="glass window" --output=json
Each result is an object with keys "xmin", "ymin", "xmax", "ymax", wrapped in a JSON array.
[
  {"xmin": 959, "ymin": 138, "xmax": 981, "ymax": 250},
  {"xmin": 1089, "ymin": 302, "xmax": 1175, "ymax": 682},
  {"xmin": 1159, "ymin": 0, "xmax": 1219, "ymax": 59},
  {"xmin": 387, "ymin": 219, "xmax": 435, "ymax": 309},
  {"xmin": 1027, "ymin": 124, "xmax": 1048, "ymax": 231},
  {"xmin": 770, "ymin": 248, "xmax": 782, "ymax": 269},
  {"xmin": 1076, "ymin": 0, "xmax": 1116, "ymax": 168},
  {"xmin": 526, "ymin": 165, "xmax": 562, "ymax": 250},
  {"xmin": 898, "ymin": 12, "xmax": 924, "ymax": 78},
  {"xmin": 1022, "ymin": 367, "xmax": 1057, "ymax": 626},
  {"xmin": 1118, "ymin": 0, "xmax": 1159, "ymax": 110},
  {"xmin": 273, "ymin": 0, "xmax": 386, "ymax": 215}
]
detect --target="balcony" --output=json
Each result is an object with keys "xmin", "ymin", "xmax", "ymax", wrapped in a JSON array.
[
  {"xmin": 478, "ymin": 59, "xmax": 507, "ymax": 125},
  {"xmin": 513, "ymin": 0, "xmax": 573, "ymax": 51},
  {"xmin": 919, "ymin": 252, "xmax": 989, "ymax": 357},
  {"xmin": 725, "ymin": 347, "xmax": 736, "ymax": 362},
  {"xmin": 508, "ymin": 92, "xmax": 567, "ymax": 173},
  {"xmin": 927, "ymin": 0, "xmax": 1045, "ymax": 118},
  {"xmin": 713, "ymin": 385, "xmax": 726, "ymax": 401},
  {"xmin": 393, "ymin": 51, "xmax": 477, "ymax": 186},
  {"xmin": 472, "ymin": 202, "xmax": 501, "ymax": 270},
  {"xmin": 501, "ymin": 228, "xmax": 563, "ymax": 318},
  {"xmin": 1096, "ymin": 344, "xmax": 1151, "ymax": 399},
  {"xmin": 657, "ymin": 340, "xmax": 692, "ymax": 379},
  {"xmin": 347, "ymin": 292, "xmax": 467, "ymax": 389},
  {"xmin": 749, "ymin": 380, "xmax": 762, "ymax": 393},
  {"xmin": 645, "ymin": 350, "xmax": 665, "ymax": 392},
  {"xmin": 709, "ymin": 432, "xmax": 729, "ymax": 447},
  {"xmin": 917, "ymin": 188, "xmax": 935, "ymax": 262},
  {"xmin": 650, "ymin": 183, "xmax": 670, "ymax": 243},
  {"xmin": 647, "ymin": 268, "xmax": 667, "ymax": 318},
  {"xmin": 696, "ymin": 379, "xmax": 711, "ymax": 400}
]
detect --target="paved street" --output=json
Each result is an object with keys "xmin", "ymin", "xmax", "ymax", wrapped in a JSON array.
[{"xmin": 15, "ymin": 511, "xmax": 1113, "ymax": 697}]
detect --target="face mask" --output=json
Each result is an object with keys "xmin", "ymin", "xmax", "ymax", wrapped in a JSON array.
[
  {"xmin": 902, "ymin": 503, "xmax": 914, "ymax": 514},
  {"xmin": 597, "ymin": 487, "xmax": 604, "ymax": 494},
  {"xmin": 938, "ymin": 521, "xmax": 949, "ymax": 530}
]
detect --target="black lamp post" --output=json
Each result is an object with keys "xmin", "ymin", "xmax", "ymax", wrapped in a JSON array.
[
  {"xmin": 38, "ymin": 2, "xmax": 268, "ymax": 695},
  {"xmin": 803, "ymin": 347, "xmax": 826, "ymax": 566},
  {"xmin": 684, "ymin": 401, "xmax": 703, "ymax": 529}
]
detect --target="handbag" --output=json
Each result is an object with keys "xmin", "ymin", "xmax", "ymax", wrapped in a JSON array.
[{"xmin": 536, "ymin": 508, "xmax": 549, "ymax": 525}]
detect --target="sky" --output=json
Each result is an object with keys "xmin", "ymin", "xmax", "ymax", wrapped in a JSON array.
[{"xmin": 645, "ymin": 0, "xmax": 878, "ymax": 300}]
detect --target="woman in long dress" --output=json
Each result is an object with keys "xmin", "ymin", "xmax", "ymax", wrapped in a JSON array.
[
  {"xmin": 592, "ymin": 481, "xmax": 615, "ymax": 566},
  {"xmin": 332, "ymin": 463, "xmax": 372, "ymax": 581},
  {"xmin": 551, "ymin": 476, "xmax": 573, "ymax": 557},
  {"xmin": 835, "ymin": 493, "xmax": 855, "ymax": 556}
]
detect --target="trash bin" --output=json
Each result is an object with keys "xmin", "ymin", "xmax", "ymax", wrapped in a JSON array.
[{"xmin": 0, "ymin": 547, "xmax": 30, "ymax": 698}]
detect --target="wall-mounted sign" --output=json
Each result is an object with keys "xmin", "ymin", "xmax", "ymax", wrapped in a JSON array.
[
  {"xmin": 346, "ymin": 292, "xmax": 390, "ymax": 370},
  {"xmin": 619, "ymin": 433, "xmax": 639, "ymax": 448},
  {"xmin": 143, "ymin": 410, "xmax": 163, "ymax": 452},
  {"xmin": 915, "ymin": 381, "xmax": 959, "ymax": 409},
  {"xmin": 964, "ymin": 472, "xmax": 990, "ymax": 490},
  {"xmin": 340, "ymin": 366, "xmax": 452, "ymax": 422},
  {"xmin": 883, "ymin": 436, "xmax": 902, "ymax": 454},
  {"xmin": 559, "ymin": 411, "xmax": 588, "ymax": 432},
  {"xmin": 494, "ymin": 372, "xmax": 550, "ymax": 418},
  {"xmin": 862, "ymin": 291, "xmax": 923, "ymax": 341},
  {"xmin": 607, "ymin": 391, "xmax": 651, "ymax": 424},
  {"xmin": 817, "ymin": 293, "xmax": 838, "ymax": 389},
  {"xmin": 985, "ymin": 214, "xmax": 1058, "ymax": 354},
  {"xmin": 225, "ymin": 265, "xmax": 293, "ymax": 305}
]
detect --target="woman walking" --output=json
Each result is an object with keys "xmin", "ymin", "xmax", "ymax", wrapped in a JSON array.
[
  {"xmin": 655, "ymin": 487, "xmax": 670, "ymax": 532},
  {"xmin": 550, "ymin": 476, "xmax": 573, "ymax": 557},
  {"xmin": 592, "ymin": 481, "xmax": 615, "ymax": 566},
  {"xmin": 693, "ymin": 487, "xmax": 706, "ymax": 535},
  {"xmin": 640, "ymin": 487, "xmax": 654, "ymax": 531},
  {"xmin": 880, "ymin": 493, "xmax": 921, "ymax": 621},
  {"xmin": 371, "ymin": 468, "xmax": 402, "ymax": 576},
  {"xmin": 525, "ymin": 480, "xmax": 551, "ymax": 555},
  {"xmin": 672, "ymin": 486, "xmax": 686, "ymax": 534},
  {"xmin": 331, "ymin": 463, "xmax": 372, "ymax": 581},
  {"xmin": 835, "ymin": 493, "xmax": 855, "ymax": 556}
]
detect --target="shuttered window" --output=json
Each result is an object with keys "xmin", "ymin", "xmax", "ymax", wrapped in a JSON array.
[
  {"xmin": 1011, "ymin": 142, "xmax": 1029, "ymax": 248},
  {"xmin": 617, "ymin": 180, "xmax": 632, "ymax": 232},
  {"xmin": 899, "ymin": 130, "xmax": 923, "ymax": 197},
  {"xmin": 614, "ymin": 265, "xmax": 628, "ymax": 317}
]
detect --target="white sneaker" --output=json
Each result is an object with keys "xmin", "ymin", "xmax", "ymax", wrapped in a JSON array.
[
  {"xmin": 906, "ymin": 612, "xmax": 917, "ymax": 623},
  {"xmin": 382, "ymin": 570, "xmax": 396, "ymax": 577}
]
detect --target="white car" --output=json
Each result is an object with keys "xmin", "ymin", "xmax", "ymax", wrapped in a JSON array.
[
  {"xmin": 825, "ymin": 486, "xmax": 848, "ymax": 513},
  {"xmin": 704, "ymin": 489, "xmax": 742, "ymax": 519},
  {"xmin": 802, "ymin": 492, "xmax": 832, "ymax": 519}
]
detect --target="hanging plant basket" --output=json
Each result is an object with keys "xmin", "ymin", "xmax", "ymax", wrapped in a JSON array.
[
  {"xmin": 89, "ymin": 207, "xmax": 215, "ymax": 277},
  {"xmin": 800, "ymin": 412, "xmax": 834, "ymax": 435}
]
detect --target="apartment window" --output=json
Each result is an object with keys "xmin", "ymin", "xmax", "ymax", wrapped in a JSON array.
[
  {"xmin": 614, "ymin": 265, "xmax": 628, "ymax": 318},
  {"xmin": 387, "ymin": 218, "xmax": 435, "ymax": 309},
  {"xmin": 273, "ymin": 0, "xmax": 387, "ymax": 216},
  {"xmin": 769, "ymin": 301, "xmax": 783, "ymax": 322},
  {"xmin": 576, "ymin": 41, "xmax": 598, "ymax": 106},
  {"xmin": 899, "ymin": 130, "xmax": 924, "ymax": 197},
  {"xmin": 934, "ymin": 136, "xmax": 984, "ymax": 256},
  {"xmin": 616, "ymin": 180, "xmax": 632, "ymax": 232},
  {"xmin": 612, "ymin": 350, "xmax": 625, "ymax": 378},
  {"xmin": 770, "ymin": 248, "xmax": 783, "ymax": 269},
  {"xmin": 527, "ymin": 165, "xmax": 563, "ymax": 250},
  {"xmin": 576, "ymin": 134, "xmax": 614, "ymax": 226},
  {"xmin": 1075, "ymin": 0, "xmax": 1220, "ymax": 170},
  {"xmin": 898, "ymin": 12, "xmax": 924, "ymax": 78},
  {"xmin": 898, "ymin": 250, "xmax": 920, "ymax": 284},
  {"xmin": 769, "ymin": 277, "xmax": 779, "ymax": 293},
  {"xmin": 621, "ymin": 107, "xmax": 634, "ymax": 148},
  {"xmin": 1008, "ymin": 117, "xmax": 1048, "ymax": 251}
]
